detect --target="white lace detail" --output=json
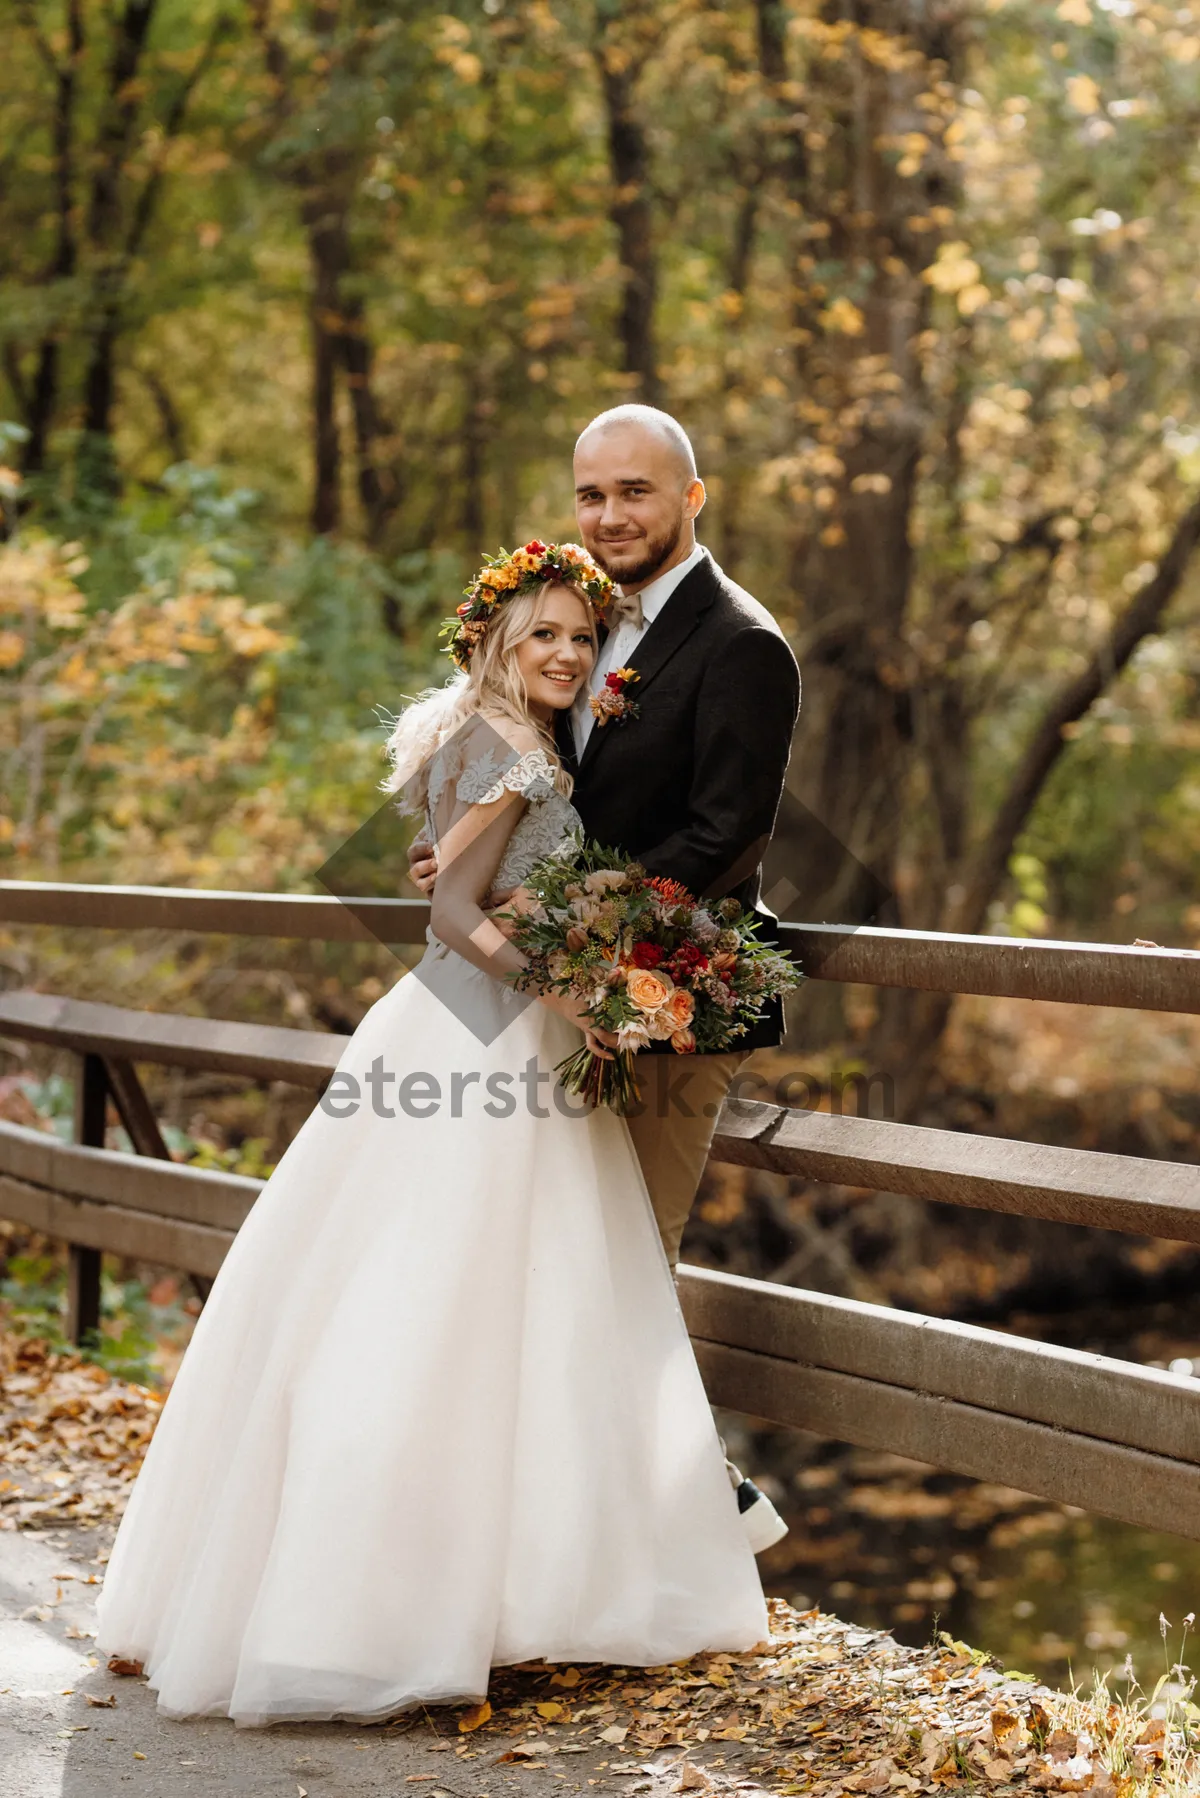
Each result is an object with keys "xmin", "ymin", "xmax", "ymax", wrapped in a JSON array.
[
  {"xmin": 455, "ymin": 747, "xmax": 557, "ymax": 807},
  {"xmin": 493, "ymin": 792, "xmax": 580, "ymax": 896},
  {"xmin": 424, "ymin": 739, "xmax": 579, "ymax": 899}
]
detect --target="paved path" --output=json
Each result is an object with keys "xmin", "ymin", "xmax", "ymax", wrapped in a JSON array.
[{"xmin": 0, "ymin": 1526, "xmax": 711, "ymax": 1798}]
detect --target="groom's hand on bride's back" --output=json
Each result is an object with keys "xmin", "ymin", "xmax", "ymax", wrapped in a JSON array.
[{"xmin": 407, "ymin": 839, "xmax": 438, "ymax": 896}]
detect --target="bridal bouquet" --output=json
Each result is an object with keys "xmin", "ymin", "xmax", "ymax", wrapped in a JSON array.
[{"xmin": 505, "ymin": 838, "xmax": 801, "ymax": 1112}]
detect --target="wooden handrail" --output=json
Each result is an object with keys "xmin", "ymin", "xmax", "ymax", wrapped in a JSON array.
[{"xmin": 2, "ymin": 879, "xmax": 1198, "ymax": 1011}]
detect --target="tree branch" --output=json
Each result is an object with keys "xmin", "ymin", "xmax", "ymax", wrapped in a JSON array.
[{"xmin": 950, "ymin": 490, "xmax": 1200, "ymax": 934}]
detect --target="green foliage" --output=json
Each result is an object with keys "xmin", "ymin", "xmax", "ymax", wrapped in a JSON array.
[{"xmin": 0, "ymin": 1249, "xmax": 193, "ymax": 1387}]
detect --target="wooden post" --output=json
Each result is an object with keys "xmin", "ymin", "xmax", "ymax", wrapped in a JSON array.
[{"xmin": 66, "ymin": 1053, "xmax": 106, "ymax": 1344}]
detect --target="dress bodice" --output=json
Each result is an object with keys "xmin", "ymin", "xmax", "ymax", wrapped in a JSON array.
[{"xmin": 425, "ymin": 739, "xmax": 580, "ymax": 897}]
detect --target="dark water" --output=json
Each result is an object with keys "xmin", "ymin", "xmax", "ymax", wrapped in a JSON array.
[
  {"xmin": 741, "ymin": 1432, "xmax": 1200, "ymax": 1693},
  {"xmin": 723, "ymin": 1294, "xmax": 1200, "ymax": 1693}
]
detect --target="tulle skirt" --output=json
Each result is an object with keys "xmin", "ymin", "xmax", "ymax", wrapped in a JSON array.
[{"xmin": 95, "ymin": 946, "xmax": 767, "ymax": 1724}]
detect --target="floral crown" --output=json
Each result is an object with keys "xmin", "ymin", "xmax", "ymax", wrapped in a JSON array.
[{"xmin": 442, "ymin": 539, "xmax": 613, "ymax": 673}]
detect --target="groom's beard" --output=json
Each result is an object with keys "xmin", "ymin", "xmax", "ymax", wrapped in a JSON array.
[{"xmin": 593, "ymin": 518, "xmax": 683, "ymax": 588}]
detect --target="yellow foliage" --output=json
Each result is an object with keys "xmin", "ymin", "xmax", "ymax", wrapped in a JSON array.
[
  {"xmin": 924, "ymin": 242, "xmax": 983, "ymax": 295},
  {"xmin": 1065, "ymin": 73, "xmax": 1101, "ymax": 115},
  {"xmin": 820, "ymin": 297, "xmax": 866, "ymax": 336},
  {"xmin": 0, "ymin": 533, "xmax": 296, "ymax": 878}
]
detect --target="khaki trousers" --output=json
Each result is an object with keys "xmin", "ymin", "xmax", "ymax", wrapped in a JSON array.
[{"xmin": 624, "ymin": 1051, "xmax": 749, "ymax": 1267}]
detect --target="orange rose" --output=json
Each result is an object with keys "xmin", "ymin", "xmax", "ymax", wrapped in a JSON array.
[
  {"xmin": 627, "ymin": 968, "xmax": 673, "ymax": 1013},
  {"xmin": 712, "ymin": 950, "xmax": 738, "ymax": 972},
  {"xmin": 670, "ymin": 1028, "xmax": 697, "ymax": 1054},
  {"xmin": 665, "ymin": 988, "xmax": 695, "ymax": 1030}
]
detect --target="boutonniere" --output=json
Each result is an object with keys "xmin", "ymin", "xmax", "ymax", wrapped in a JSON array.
[{"xmin": 589, "ymin": 666, "xmax": 641, "ymax": 728}]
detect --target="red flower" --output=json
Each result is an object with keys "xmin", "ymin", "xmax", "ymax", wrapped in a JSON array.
[
  {"xmin": 668, "ymin": 942, "xmax": 710, "ymax": 978},
  {"xmin": 630, "ymin": 942, "xmax": 665, "ymax": 969},
  {"xmin": 524, "ymin": 539, "xmax": 548, "ymax": 555},
  {"xmin": 604, "ymin": 671, "xmax": 625, "ymax": 692}
]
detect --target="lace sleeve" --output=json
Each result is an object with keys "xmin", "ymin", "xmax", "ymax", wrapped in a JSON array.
[{"xmin": 455, "ymin": 747, "xmax": 557, "ymax": 807}]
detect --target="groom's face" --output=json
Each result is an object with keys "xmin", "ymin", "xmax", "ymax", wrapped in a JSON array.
[{"xmin": 574, "ymin": 424, "xmax": 701, "ymax": 589}]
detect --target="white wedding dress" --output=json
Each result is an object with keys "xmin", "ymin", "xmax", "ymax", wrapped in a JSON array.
[{"xmin": 95, "ymin": 737, "xmax": 767, "ymax": 1725}]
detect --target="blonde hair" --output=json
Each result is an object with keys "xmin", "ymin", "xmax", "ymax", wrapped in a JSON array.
[{"xmin": 382, "ymin": 582, "xmax": 596, "ymax": 809}]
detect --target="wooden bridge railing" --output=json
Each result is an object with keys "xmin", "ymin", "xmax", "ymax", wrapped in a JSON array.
[{"xmin": 2, "ymin": 878, "xmax": 1199, "ymax": 1539}]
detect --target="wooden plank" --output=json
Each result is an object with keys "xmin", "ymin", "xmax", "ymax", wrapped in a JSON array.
[
  {"xmin": 103, "ymin": 1057, "xmax": 173, "ymax": 1160},
  {"xmin": 3, "ymin": 881, "xmax": 1199, "ymax": 1012},
  {"xmin": 678, "ymin": 1266, "xmax": 1200, "ymax": 1466},
  {"xmin": 711, "ymin": 1098, "xmax": 1200, "ymax": 1243},
  {"xmin": 694, "ymin": 1340, "xmax": 1200, "ymax": 1541},
  {"xmin": 0, "ymin": 990, "xmax": 347, "ymax": 1089},
  {"xmin": 0, "ymin": 880, "xmax": 428, "ymax": 945},
  {"xmin": 0, "ymin": 1122, "xmax": 261, "ymax": 1234},
  {"xmin": 0, "ymin": 1173, "xmax": 235, "ymax": 1279},
  {"xmin": 787, "ymin": 922, "xmax": 1200, "ymax": 1014}
]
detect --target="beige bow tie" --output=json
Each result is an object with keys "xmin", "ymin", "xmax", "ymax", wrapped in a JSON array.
[{"xmin": 608, "ymin": 589, "xmax": 644, "ymax": 631}]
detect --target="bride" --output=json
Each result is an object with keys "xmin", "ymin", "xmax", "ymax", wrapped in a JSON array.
[{"xmin": 95, "ymin": 541, "xmax": 767, "ymax": 1727}]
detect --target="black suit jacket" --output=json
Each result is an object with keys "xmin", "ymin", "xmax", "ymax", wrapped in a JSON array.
[{"xmin": 554, "ymin": 549, "xmax": 800, "ymax": 1051}]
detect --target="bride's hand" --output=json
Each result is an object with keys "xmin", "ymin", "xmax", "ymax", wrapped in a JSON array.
[{"xmin": 539, "ymin": 991, "xmax": 619, "ymax": 1060}]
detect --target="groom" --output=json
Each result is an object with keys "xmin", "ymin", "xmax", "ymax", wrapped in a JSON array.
[
  {"xmin": 564, "ymin": 406, "xmax": 800, "ymax": 1249},
  {"xmin": 412, "ymin": 405, "xmax": 801, "ymax": 1550}
]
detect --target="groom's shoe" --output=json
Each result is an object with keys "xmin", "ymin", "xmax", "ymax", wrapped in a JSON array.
[
  {"xmin": 722, "ymin": 1443, "xmax": 789, "ymax": 1554},
  {"xmin": 736, "ymin": 1477, "xmax": 789, "ymax": 1554}
]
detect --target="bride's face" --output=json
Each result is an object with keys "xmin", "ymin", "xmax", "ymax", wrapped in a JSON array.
[{"xmin": 515, "ymin": 584, "xmax": 596, "ymax": 719}]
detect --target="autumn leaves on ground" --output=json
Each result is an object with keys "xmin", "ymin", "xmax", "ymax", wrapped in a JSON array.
[{"xmin": 2, "ymin": 1325, "xmax": 1198, "ymax": 1797}]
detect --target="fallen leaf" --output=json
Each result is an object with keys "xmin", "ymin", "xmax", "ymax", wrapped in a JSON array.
[
  {"xmin": 599, "ymin": 1725, "xmax": 628, "ymax": 1744},
  {"xmin": 675, "ymin": 1765, "xmax": 711, "ymax": 1793},
  {"xmin": 133, "ymin": 1751, "xmax": 146, "ymax": 1760},
  {"xmin": 107, "ymin": 1656, "xmax": 144, "ymax": 1677},
  {"xmin": 85, "ymin": 1694, "xmax": 116, "ymax": 1709},
  {"xmin": 550, "ymin": 1668, "xmax": 582, "ymax": 1688},
  {"xmin": 1047, "ymin": 1729, "xmax": 1077, "ymax": 1762},
  {"xmin": 537, "ymin": 1701, "xmax": 569, "ymax": 1720},
  {"xmin": 459, "ymin": 1701, "xmax": 491, "ymax": 1734},
  {"xmin": 990, "ymin": 1709, "xmax": 1022, "ymax": 1749}
]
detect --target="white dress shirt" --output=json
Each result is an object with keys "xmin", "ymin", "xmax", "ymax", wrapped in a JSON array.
[{"xmin": 572, "ymin": 542, "xmax": 707, "ymax": 757}]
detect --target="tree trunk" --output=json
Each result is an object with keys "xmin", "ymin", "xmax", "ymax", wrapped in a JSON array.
[
  {"xmin": 304, "ymin": 194, "xmax": 346, "ymax": 536},
  {"xmin": 339, "ymin": 290, "xmax": 401, "ymax": 545},
  {"xmin": 77, "ymin": 0, "xmax": 159, "ymax": 484},
  {"xmin": 23, "ymin": 0, "xmax": 83, "ymax": 476},
  {"xmin": 595, "ymin": 17, "xmax": 660, "ymax": 403}
]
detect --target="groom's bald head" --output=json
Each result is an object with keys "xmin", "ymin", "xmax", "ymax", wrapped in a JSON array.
[
  {"xmin": 573, "ymin": 405, "xmax": 705, "ymax": 591},
  {"xmin": 574, "ymin": 404, "xmax": 698, "ymax": 487}
]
